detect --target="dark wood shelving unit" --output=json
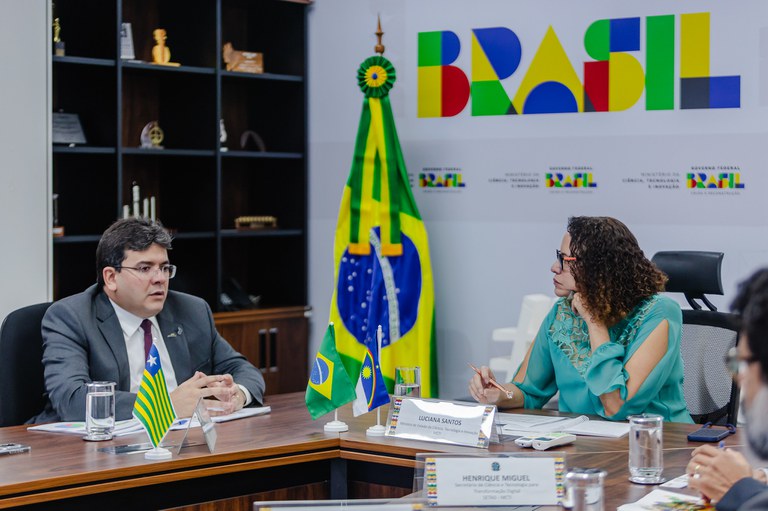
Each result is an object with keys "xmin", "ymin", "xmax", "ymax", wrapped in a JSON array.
[{"xmin": 51, "ymin": 0, "xmax": 311, "ymax": 394}]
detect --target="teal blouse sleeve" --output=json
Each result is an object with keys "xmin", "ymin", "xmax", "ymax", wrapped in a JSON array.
[
  {"xmin": 512, "ymin": 303, "xmax": 559, "ymax": 409},
  {"xmin": 584, "ymin": 296, "xmax": 683, "ymax": 420}
]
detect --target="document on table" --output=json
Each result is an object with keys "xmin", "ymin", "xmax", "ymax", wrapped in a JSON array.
[
  {"xmin": 28, "ymin": 406, "xmax": 271, "ymax": 435},
  {"xmin": 28, "ymin": 419, "xmax": 145, "ymax": 437},
  {"xmin": 497, "ymin": 413, "xmax": 629, "ymax": 438},
  {"xmin": 170, "ymin": 406, "xmax": 272, "ymax": 430},
  {"xmin": 617, "ymin": 489, "xmax": 708, "ymax": 510}
]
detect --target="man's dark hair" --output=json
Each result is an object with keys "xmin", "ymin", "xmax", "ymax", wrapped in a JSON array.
[
  {"xmin": 731, "ymin": 268, "xmax": 768, "ymax": 380},
  {"xmin": 96, "ymin": 218, "xmax": 173, "ymax": 286}
]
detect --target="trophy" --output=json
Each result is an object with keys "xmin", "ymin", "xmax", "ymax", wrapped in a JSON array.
[
  {"xmin": 151, "ymin": 29, "xmax": 180, "ymax": 67},
  {"xmin": 52, "ymin": 193, "xmax": 64, "ymax": 237},
  {"xmin": 220, "ymin": 119, "xmax": 228, "ymax": 152},
  {"xmin": 140, "ymin": 121, "xmax": 164, "ymax": 149},
  {"xmin": 53, "ymin": 18, "xmax": 65, "ymax": 56},
  {"xmin": 222, "ymin": 42, "xmax": 263, "ymax": 73}
]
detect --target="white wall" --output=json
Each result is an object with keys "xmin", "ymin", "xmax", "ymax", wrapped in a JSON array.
[
  {"xmin": 308, "ymin": 1, "xmax": 768, "ymax": 400},
  {"xmin": 0, "ymin": 0, "xmax": 52, "ymax": 321}
]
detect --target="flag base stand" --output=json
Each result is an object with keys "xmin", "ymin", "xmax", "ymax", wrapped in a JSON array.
[
  {"xmin": 144, "ymin": 447, "xmax": 172, "ymax": 460},
  {"xmin": 323, "ymin": 409, "xmax": 349, "ymax": 432},
  {"xmin": 323, "ymin": 420, "xmax": 349, "ymax": 432},
  {"xmin": 366, "ymin": 424, "xmax": 385, "ymax": 436},
  {"xmin": 366, "ymin": 407, "xmax": 386, "ymax": 436}
]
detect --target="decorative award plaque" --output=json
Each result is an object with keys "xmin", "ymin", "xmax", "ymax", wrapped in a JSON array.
[
  {"xmin": 223, "ymin": 42, "xmax": 264, "ymax": 74},
  {"xmin": 52, "ymin": 112, "xmax": 86, "ymax": 145},
  {"xmin": 120, "ymin": 22, "xmax": 136, "ymax": 60}
]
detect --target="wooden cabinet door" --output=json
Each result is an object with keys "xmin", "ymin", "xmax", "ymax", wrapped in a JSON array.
[{"xmin": 214, "ymin": 307, "xmax": 310, "ymax": 395}]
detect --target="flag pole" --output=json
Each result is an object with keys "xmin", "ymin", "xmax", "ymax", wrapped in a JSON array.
[{"xmin": 366, "ymin": 323, "xmax": 387, "ymax": 436}]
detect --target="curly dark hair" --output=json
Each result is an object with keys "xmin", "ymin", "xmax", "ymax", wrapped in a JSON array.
[
  {"xmin": 567, "ymin": 216, "xmax": 667, "ymax": 326},
  {"xmin": 731, "ymin": 268, "xmax": 768, "ymax": 380}
]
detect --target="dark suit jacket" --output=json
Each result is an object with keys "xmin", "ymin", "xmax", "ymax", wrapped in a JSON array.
[
  {"xmin": 717, "ymin": 477, "xmax": 768, "ymax": 511},
  {"xmin": 33, "ymin": 284, "xmax": 265, "ymax": 422}
]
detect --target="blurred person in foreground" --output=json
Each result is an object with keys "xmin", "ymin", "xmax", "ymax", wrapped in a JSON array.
[
  {"xmin": 469, "ymin": 216, "xmax": 691, "ymax": 422},
  {"xmin": 687, "ymin": 269, "xmax": 768, "ymax": 510}
]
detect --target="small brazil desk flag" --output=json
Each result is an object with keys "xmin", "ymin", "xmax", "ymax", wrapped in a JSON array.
[
  {"xmin": 306, "ymin": 323, "xmax": 356, "ymax": 420},
  {"xmin": 133, "ymin": 343, "xmax": 177, "ymax": 447},
  {"xmin": 329, "ymin": 51, "xmax": 438, "ymax": 397}
]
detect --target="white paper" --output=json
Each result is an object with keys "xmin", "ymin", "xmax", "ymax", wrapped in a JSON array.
[
  {"xmin": 617, "ymin": 489, "xmax": 704, "ymax": 510},
  {"xmin": 499, "ymin": 413, "xmax": 629, "ymax": 438},
  {"xmin": 170, "ymin": 406, "xmax": 271, "ymax": 430},
  {"xmin": 430, "ymin": 456, "xmax": 559, "ymax": 506},
  {"xmin": 28, "ymin": 419, "xmax": 144, "ymax": 437}
]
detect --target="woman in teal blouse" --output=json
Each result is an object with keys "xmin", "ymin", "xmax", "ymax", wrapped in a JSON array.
[{"xmin": 469, "ymin": 216, "xmax": 692, "ymax": 423}]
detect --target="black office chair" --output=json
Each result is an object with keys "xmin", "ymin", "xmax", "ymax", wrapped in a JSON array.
[
  {"xmin": 0, "ymin": 302, "xmax": 52, "ymax": 426},
  {"xmin": 651, "ymin": 251, "xmax": 739, "ymax": 425}
]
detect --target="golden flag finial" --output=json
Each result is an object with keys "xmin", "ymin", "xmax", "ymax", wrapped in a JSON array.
[{"xmin": 374, "ymin": 15, "xmax": 385, "ymax": 55}]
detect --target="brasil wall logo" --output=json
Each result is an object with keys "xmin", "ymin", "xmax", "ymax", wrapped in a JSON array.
[
  {"xmin": 546, "ymin": 172, "xmax": 597, "ymax": 188},
  {"xmin": 419, "ymin": 168, "xmax": 466, "ymax": 188},
  {"xmin": 687, "ymin": 173, "xmax": 744, "ymax": 189},
  {"xmin": 418, "ymin": 12, "xmax": 740, "ymax": 117}
]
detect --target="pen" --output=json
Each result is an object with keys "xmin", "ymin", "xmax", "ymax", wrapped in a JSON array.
[{"xmin": 468, "ymin": 363, "xmax": 514, "ymax": 399}]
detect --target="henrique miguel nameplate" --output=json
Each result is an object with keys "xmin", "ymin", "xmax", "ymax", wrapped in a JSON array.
[
  {"xmin": 385, "ymin": 397, "xmax": 497, "ymax": 448},
  {"xmin": 418, "ymin": 454, "xmax": 564, "ymax": 506}
]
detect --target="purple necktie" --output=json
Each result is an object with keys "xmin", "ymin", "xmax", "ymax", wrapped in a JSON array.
[{"xmin": 140, "ymin": 319, "xmax": 153, "ymax": 361}]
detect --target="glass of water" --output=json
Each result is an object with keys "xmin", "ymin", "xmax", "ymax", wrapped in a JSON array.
[
  {"xmin": 84, "ymin": 381, "xmax": 116, "ymax": 441},
  {"xmin": 628, "ymin": 414, "xmax": 664, "ymax": 484},
  {"xmin": 563, "ymin": 467, "xmax": 606, "ymax": 511},
  {"xmin": 394, "ymin": 367, "xmax": 421, "ymax": 397}
]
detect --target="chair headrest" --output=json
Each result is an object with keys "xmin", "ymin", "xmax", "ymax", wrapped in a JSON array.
[{"xmin": 651, "ymin": 251, "xmax": 724, "ymax": 295}]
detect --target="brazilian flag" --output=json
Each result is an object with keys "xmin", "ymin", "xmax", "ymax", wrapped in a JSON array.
[
  {"xmin": 329, "ymin": 55, "xmax": 438, "ymax": 397},
  {"xmin": 305, "ymin": 323, "xmax": 357, "ymax": 420}
]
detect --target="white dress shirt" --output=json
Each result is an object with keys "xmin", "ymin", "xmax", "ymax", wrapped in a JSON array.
[
  {"xmin": 108, "ymin": 299, "xmax": 252, "ymax": 406},
  {"xmin": 109, "ymin": 299, "xmax": 178, "ymax": 394}
]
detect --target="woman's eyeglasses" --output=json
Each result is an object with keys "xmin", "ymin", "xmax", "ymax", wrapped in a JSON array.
[{"xmin": 556, "ymin": 250, "xmax": 577, "ymax": 271}]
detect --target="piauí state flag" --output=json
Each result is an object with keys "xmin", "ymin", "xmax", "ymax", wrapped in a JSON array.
[
  {"xmin": 133, "ymin": 343, "xmax": 177, "ymax": 448},
  {"xmin": 329, "ymin": 55, "xmax": 438, "ymax": 397},
  {"xmin": 305, "ymin": 323, "xmax": 357, "ymax": 420},
  {"xmin": 352, "ymin": 335, "xmax": 390, "ymax": 416}
]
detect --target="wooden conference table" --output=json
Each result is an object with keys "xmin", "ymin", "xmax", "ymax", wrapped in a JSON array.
[{"xmin": 0, "ymin": 393, "xmax": 735, "ymax": 510}]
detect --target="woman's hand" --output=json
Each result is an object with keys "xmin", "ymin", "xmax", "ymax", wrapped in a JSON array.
[
  {"xmin": 468, "ymin": 365, "xmax": 521, "ymax": 408},
  {"xmin": 686, "ymin": 445, "xmax": 753, "ymax": 502}
]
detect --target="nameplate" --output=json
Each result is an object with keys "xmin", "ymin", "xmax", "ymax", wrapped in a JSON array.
[
  {"xmin": 422, "ymin": 454, "xmax": 564, "ymax": 506},
  {"xmin": 386, "ymin": 397, "xmax": 496, "ymax": 448}
]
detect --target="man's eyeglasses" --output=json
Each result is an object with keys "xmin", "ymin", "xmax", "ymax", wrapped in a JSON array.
[
  {"xmin": 115, "ymin": 264, "xmax": 177, "ymax": 280},
  {"xmin": 556, "ymin": 250, "xmax": 577, "ymax": 271},
  {"xmin": 724, "ymin": 346, "xmax": 758, "ymax": 378}
]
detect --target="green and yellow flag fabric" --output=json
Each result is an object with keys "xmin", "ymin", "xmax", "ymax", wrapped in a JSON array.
[
  {"xmin": 132, "ymin": 344, "xmax": 177, "ymax": 448},
  {"xmin": 329, "ymin": 55, "xmax": 438, "ymax": 397},
  {"xmin": 305, "ymin": 323, "xmax": 357, "ymax": 419}
]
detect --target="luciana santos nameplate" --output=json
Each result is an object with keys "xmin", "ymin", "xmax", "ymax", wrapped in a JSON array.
[{"xmin": 385, "ymin": 397, "xmax": 497, "ymax": 448}]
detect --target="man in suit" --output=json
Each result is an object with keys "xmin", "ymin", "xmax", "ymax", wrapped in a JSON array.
[
  {"xmin": 34, "ymin": 218, "xmax": 265, "ymax": 422},
  {"xmin": 686, "ymin": 269, "xmax": 768, "ymax": 510}
]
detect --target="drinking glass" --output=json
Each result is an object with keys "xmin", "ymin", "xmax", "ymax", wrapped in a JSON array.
[
  {"xmin": 394, "ymin": 367, "xmax": 421, "ymax": 397},
  {"xmin": 563, "ymin": 467, "xmax": 606, "ymax": 511},
  {"xmin": 628, "ymin": 414, "xmax": 664, "ymax": 484},
  {"xmin": 84, "ymin": 381, "xmax": 116, "ymax": 441}
]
